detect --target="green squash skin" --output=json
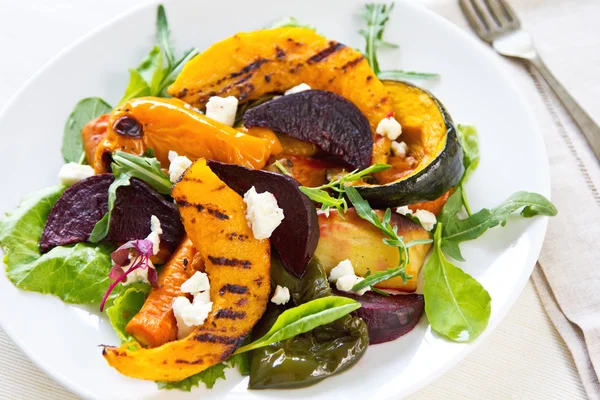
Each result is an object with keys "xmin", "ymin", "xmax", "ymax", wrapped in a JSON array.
[{"xmin": 356, "ymin": 82, "xmax": 464, "ymax": 208}]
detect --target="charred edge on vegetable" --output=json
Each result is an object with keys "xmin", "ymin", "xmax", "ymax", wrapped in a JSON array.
[
  {"xmin": 215, "ymin": 309, "xmax": 247, "ymax": 320},
  {"xmin": 275, "ymin": 46, "xmax": 286, "ymax": 59},
  {"xmin": 177, "ymin": 200, "xmax": 205, "ymax": 212},
  {"xmin": 205, "ymin": 206, "xmax": 229, "ymax": 220},
  {"xmin": 183, "ymin": 258, "xmax": 189, "ymax": 266},
  {"xmin": 207, "ymin": 256, "xmax": 252, "ymax": 269},
  {"xmin": 307, "ymin": 41, "xmax": 346, "ymax": 64},
  {"xmin": 215, "ymin": 58, "xmax": 270, "ymax": 84},
  {"xmin": 175, "ymin": 359, "xmax": 204, "ymax": 365},
  {"xmin": 212, "ymin": 184, "xmax": 227, "ymax": 192},
  {"xmin": 226, "ymin": 232, "xmax": 249, "ymax": 241},
  {"xmin": 219, "ymin": 284, "xmax": 249, "ymax": 296},
  {"xmin": 180, "ymin": 176, "xmax": 203, "ymax": 184},
  {"xmin": 340, "ymin": 56, "xmax": 365, "ymax": 72},
  {"xmin": 254, "ymin": 277, "xmax": 263, "ymax": 287},
  {"xmin": 193, "ymin": 333, "xmax": 243, "ymax": 345},
  {"xmin": 236, "ymin": 298, "xmax": 249, "ymax": 306}
]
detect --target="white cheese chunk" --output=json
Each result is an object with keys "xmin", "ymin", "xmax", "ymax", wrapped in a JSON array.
[
  {"xmin": 121, "ymin": 259, "xmax": 155, "ymax": 286},
  {"xmin": 352, "ymin": 277, "xmax": 370, "ymax": 296},
  {"xmin": 168, "ymin": 150, "xmax": 193, "ymax": 183},
  {"xmin": 284, "ymin": 83, "xmax": 311, "ymax": 95},
  {"xmin": 414, "ymin": 209, "xmax": 437, "ymax": 231},
  {"xmin": 172, "ymin": 296, "xmax": 213, "ymax": 339},
  {"xmin": 391, "ymin": 141, "xmax": 408, "ymax": 158},
  {"xmin": 180, "ymin": 271, "xmax": 210, "ymax": 295},
  {"xmin": 58, "ymin": 162, "xmax": 94, "ymax": 186},
  {"xmin": 376, "ymin": 117, "xmax": 402, "ymax": 140},
  {"xmin": 271, "ymin": 285, "xmax": 291, "ymax": 305},
  {"xmin": 193, "ymin": 290, "xmax": 211, "ymax": 305},
  {"xmin": 205, "ymin": 96, "xmax": 238, "ymax": 126},
  {"xmin": 243, "ymin": 186, "xmax": 285, "ymax": 240},
  {"xmin": 145, "ymin": 215, "xmax": 163, "ymax": 255},
  {"xmin": 395, "ymin": 206, "xmax": 412, "ymax": 216},
  {"xmin": 328, "ymin": 259, "xmax": 355, "ymax": 283}
]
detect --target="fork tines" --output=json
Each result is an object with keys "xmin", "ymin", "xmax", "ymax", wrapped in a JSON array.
[{"xmin": 460, "ymin": 0, "xmax": 521, "ymax": 42}]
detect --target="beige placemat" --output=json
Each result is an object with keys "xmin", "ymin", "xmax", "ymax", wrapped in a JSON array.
[{"xmin": 0, "ymin": 0, "xmax": 597, "ymax": 399}]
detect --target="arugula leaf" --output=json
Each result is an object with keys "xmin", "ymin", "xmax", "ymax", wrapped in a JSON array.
[
  {"xmin": 0, "ymin": 186, "xmax": 115, "ymax": 304},
  {"xmin": 234, "ymin": 296, "xmax": 360, "ymax": 354},
  {"xmin": 299, "ymin": 164, "xmax": 390, "ymax": 216},
  {"xmin": 268, "ymin": 16, "xmax": 316, "ymax": 30},
  {"xmin": 377, "ymin": 70, "xmax": 440, "ymax": 80},
  {"xmin": 360, "ymin": 3, "xmax": 396, "ymax": 74},
  {"xmin": 157, "ymin": 363, "xmax": 228, "ymax": 391},
  {"xmin": 156, "ymin": 5, "xmax": 174, "ymax": 68},
  {"xmin": 157, "ymin": 48, "xmax": 199, "ymax": 97},
  {"xmin": 106, "ymin": 283, "xmax": 151, "ymax": 343},
  {"xmin": 89, "ymin": 151, "xmax": 172, "ymax": 242},
  {"xmin": 424, "ymin": 225, "xmax": 491, "ymax": 342},
  {"xmin": 441, "ymin": 191, "xmax": 558, "ymax": 261},
  {"xmin": 62, "ymin": 98, "xmax": 112, "ymax": 163}
]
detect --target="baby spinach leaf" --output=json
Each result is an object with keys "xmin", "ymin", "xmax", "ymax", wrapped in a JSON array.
[
  {"xmin": 62, "ymin": 97, "xmax": 112, "ymax": 163},
  {"xmin": 88, "ymin": 172, "xmax": 131, "ymax": 243},
  {"xmin": 157, "ymin": 363, "xmax": 228, "ymax": 391},
  {"xmin": 118, "ymin": 69, "xmax": 151, "ymax": 107},
  {"xmin": 234, "ymin": 296, "xmax": 361, "ymax": 354},
  {"xmin": 441, "ymin": 191, "xmax": 558, "ymax": 260},
  {"xmin": 424, "ymin": 225, "xmax": 491, "ymax": 342},
  {"xmin": 0, "ymin": 186, "xmax": 115, "ymax": 304},
  {"xmin": 106, "ymin": 283, "xmax": 151, "ymax": 343}
]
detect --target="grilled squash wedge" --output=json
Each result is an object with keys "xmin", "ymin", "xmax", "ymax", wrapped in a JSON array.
[
  {"xmin": 168, "ymin": 27, "xmax": 394, "ymax": 165},
  {"xmin": 103, "ymin": 159, "xmax": 271, "ymax": 381}
]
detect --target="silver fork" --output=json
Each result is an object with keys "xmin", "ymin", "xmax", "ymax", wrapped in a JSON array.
[{"xmin": 460, "ymin": 0, "xmax": 600, "ymax": 161}]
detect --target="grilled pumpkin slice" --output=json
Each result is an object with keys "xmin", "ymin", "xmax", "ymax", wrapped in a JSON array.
[
  {"xmin": 168, "ymin": 27, "xmax": 394, "ymax": 166},
  {"xmin": 356, "ymin": 81, "xmax": 464, "ymax": 207},
  {"xmin": 93, "ymin": 97, "xmax": 272, "ymax": 173},
  {"xmin": 103, "ymin": 159, "xmax": 271, "ymax": 382}
]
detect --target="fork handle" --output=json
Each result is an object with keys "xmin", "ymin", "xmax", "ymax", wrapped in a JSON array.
[{"xmin": 529, "ymin": 55, "xmax": 600, "ymax": 160}]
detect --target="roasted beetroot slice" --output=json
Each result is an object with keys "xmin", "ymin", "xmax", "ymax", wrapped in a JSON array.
[
  {"xmin": 243, "ymin": 90, "xmax": 373, "ymax": 170},
  {"xmin": 334, "ymin": 290, "xmax": 424, "ymax": 344},
  {"xmin": 40, "ymin": 174, "xmax": 184, "ymax": 253},
  {"xmin": 107, "ymin": 179, "xmax": 185, "ymax": 251},
  {"xmin": 41, "ymin": 174, "xmax": 112, "ymax": 253},
  {"xmin": 208, "ymin": 160, "xmax": 319, "ymax": 278}
]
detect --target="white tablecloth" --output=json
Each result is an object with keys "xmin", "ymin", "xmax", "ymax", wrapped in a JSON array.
[{"xmin": 0, "ymin": 0, "xmax": 597, "ymax": 398}]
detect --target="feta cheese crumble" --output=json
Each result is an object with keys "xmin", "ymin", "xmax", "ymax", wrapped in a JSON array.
[
  {"xmin": 395, "ymin": 206, "xmax": 412, "ymax": 216},
  {"xmin": 180, "ymin": 271, "xmax": 210, "ymax": 295},
  {"xmin": 168, "ymin": 150, "xmax": 192, "ymax": 183},
  {"xmin": 58, "ymin": 162, "xmax": 94, "ymax": 186},
  {"xmin": 205, "ymin": 95, "xmax": 238, "ymax": 126},
  {"xmin": 243, "ymin": 186, "xmax": 284, "ymax": 240},
  {"xmin": 391, "ymin": 141, "xmax": 408, "ymax": 158},
  {"xmin": 376, "ymin": 116, "xmax": 402, "ymax": 140},
  {"xmin": 271, "ymin": 285, "xmax": 290, "ymax": 305},
  {"xmin": 284, "ymin": 83, "xmax": 311, "ymax": 95},
  {"xmin": 328, "ymin": 259, "xmax": 370, "ymax": 296},
  {"xmin": 146, "ymin": 215, "xmax": 163, "ymax": 255},
  {"xmin": 414, "ymin": 209, "xmax": 437, "ymax": 231},
  {"xmin": 173, "ymin": 271, "xmax": 213, "ymax": 338}
]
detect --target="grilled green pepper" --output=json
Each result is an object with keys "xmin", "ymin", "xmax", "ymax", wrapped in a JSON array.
[{"xmin": 248, "ymin": 256, "xmax": 369, "ymax": 389}]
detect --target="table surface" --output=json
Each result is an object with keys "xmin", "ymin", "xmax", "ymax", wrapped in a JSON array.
[{"xmin": 0, "ymin": 0, "xmax": 596, "ymax": 398}]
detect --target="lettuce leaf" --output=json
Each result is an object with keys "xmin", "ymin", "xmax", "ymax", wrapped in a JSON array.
[
  {"xmin": 0, "ymin": 185, "xmax": 114, "ymax": 304},
  {"xmin": 106, "ymin": 283, "xmax": 151, "ymax": 343}
]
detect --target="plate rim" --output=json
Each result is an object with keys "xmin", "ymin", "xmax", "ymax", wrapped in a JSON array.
[{"xmin": 0, "ymin": 0, "xmax": 551, "ymax": 398}]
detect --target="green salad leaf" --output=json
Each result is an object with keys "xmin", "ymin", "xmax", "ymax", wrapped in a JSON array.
[
  {"xmin": 456, "ymin": 124, "xmax": 480, "ymax": 214},
  {"xmin": 441, "ymin": 191, "xmax": 557, "ymax": 261},
  {"xmin": 157, "ymin": 363, "xmax": 228, "ymax": 391},
  {"xmin": 0, "ymin": 186, "xmax": 115, "ymax": 304},
  {"xmin": 424, "ymin": 224, "xmax": 491, "ymax": 342},
  {"xmin": 234, "ymin": 296, "xmax": 361, "ymax": 354},
  {"xmin": 117, "ymin": 6, "xmax": 199, "ymax": 105},
  {"xmin": 89, "ymin": 150, "xmax": 172, "ymax": 242},
  {"xmin": 62, "ymin": 97, "xmax": 112, "ymax": 163},
  {"xmin": 360, "ymin": 3, "xmax": 439, "ymax": 81},
  {"xmin": 106, "ymin": 283, "xmax": 151, "ymax": 343}
]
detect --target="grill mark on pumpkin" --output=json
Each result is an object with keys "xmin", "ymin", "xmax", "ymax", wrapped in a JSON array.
[
  {"xmin": 236, "ymin": 298, "xmax": 249, "ymax": 306},
  {"xmin": 341, "ymin": 55, "xmax": 365, "ymax": 72},
  {"xmin": 275, "ymin": 46, "xmax": 286, "ymax": 59},
  {"xmin": 212, "ymin": 184, "xmax": 227, "ymax": 192},
  {"xmin": 226, "ymin": 232, "xmax": 249, "ymax": 241},
  {"xmin": 181, "ymin": 176, "xmax": 203, "ymax": 183},
  {"xmin": 215, "ymin": 309, "xmax": 247, "ymax": 320},
  {"xmin": 193, "ymin": 333, "xmax": 241, "ymax": 345},
  {"xmin": 208, "ymin": 256, "xmax": 252, "ymax": 269},
  {"xmin": 175, "ymin": 359, "xmax": 204, "ymax": 365},
  {"xmin": 206, "ymin": 206, "xmax": 229, "ymax": 220},
  {"xmin": 219, "ymin": 284, "xmax": 249, "ymax": 295},
  {"xmin": 307, "ymin": 41, "xmax": 345, "ymax": 64},
  {"xmin": 229, "ymin": 58, "xmax": 270, "ymax": 79},
  {"xmin": 177, "ymin": 200, "xmax": 204, "ymax": 212}
]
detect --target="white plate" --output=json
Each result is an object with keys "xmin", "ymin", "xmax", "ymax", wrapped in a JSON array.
[{"xmin": 0, "ymin": 0, "xmax": 550, "ymax": 398}]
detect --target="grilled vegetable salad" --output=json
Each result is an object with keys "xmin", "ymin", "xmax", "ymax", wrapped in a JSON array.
[{"xmin": 0, "ymin": 3, "xmax": 557, "ymax": 391}]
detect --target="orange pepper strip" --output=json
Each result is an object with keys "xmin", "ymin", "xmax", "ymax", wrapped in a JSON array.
[{"xmin": 93, "ymin": 97, "xmax": 271, "ymax": 173}]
